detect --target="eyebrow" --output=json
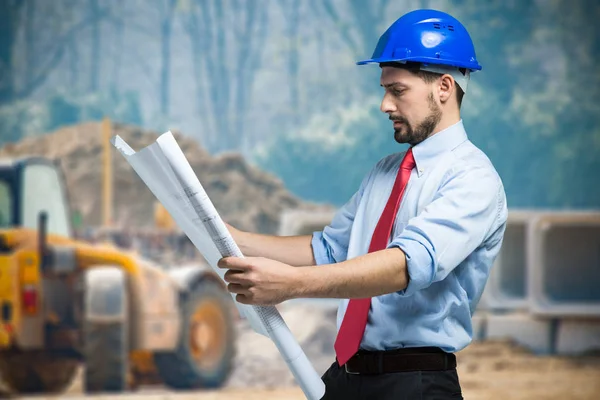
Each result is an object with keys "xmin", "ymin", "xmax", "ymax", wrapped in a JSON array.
[{"xmin": 380, "ymin": 82, "xmax": 409, "ymax": 89}]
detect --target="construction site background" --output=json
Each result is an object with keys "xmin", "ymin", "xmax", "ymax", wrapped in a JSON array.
[{"xmin": 1, "ymin": 1, "xmax": 599, "ymax": 399}]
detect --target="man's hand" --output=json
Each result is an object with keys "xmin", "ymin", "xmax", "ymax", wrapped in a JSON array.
[{"xmin": 217, "ymin": 256, "xmax": 301, "ymax": 306}]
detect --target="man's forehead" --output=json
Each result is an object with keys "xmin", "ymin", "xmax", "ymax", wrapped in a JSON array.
[{"xmin": 379, "ymin": 66, "xmax": 418, "ymax": 87}]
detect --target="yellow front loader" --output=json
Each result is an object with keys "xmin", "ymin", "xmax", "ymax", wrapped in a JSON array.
[{"xmin": 0, "ymin": 156, "xmax": 237, "ymax": 394}]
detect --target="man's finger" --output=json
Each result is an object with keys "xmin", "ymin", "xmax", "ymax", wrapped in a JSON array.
[
  {"xmin": 217, "ymin": 256, "xmax": 253, "ymax": 271},
  {"xmin": 227, "ymin": 283, "xmax": 249, "ymax": 295},
  {"xmin": 236, "ymin": 293, "xmax": 251, "ymax": 304},
  {"xmin": 224, "ymin": 269, "xmax": 254, "ymax": 285},
  {"xmin": 223, "ymin": 269, "xmax": 241, "ymax": 283}
]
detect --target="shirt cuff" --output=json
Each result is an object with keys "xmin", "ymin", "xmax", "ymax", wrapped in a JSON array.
[
  {"xmin": 389, "ymin": 238, "xmax": 435, "ymax": 296},
  {"xmin": 311, "ymin": 231, "xmax": 334, "ymax": 265}
]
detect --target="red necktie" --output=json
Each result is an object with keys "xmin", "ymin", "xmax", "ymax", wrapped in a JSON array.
[{"xmin": 334, "ymin": 147, "xmax": 416, "ymax": 366}]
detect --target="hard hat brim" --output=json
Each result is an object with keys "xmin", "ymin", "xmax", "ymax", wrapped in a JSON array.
[{"xmin": 356, "ymin": 57, "xmax": 482, "ymax": 72}]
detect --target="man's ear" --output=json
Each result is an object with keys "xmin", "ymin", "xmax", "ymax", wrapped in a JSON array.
[{"xmin": 438, "ymin": 74, "xmax": 455, "ymax": 104}]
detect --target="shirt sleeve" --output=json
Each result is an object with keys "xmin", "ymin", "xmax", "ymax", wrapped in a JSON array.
[
  {"xmin": 311, "ymin": 163, "xmax": 379, "ymax": 265},
  {"xmin": 389, "ymin": 164, "xmax": 506, "ymax": 296}
]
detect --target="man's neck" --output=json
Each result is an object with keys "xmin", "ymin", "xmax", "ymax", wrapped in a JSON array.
[{"xmin": 431, "ymin": 111, "xmax": 461, "ymax": 138}]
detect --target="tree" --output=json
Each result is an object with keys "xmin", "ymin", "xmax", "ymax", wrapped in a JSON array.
[
  {"xmin": 157, "ymin": 0, "xmax": 178, "ymax": 116},
  {"xmin": 277, "ymin": 0, "xmax": 301, "ymax": 125},
  {"xmin": 315, "ymin": 0, "xmax": 392, "ymax": 91},
  {"xmin": 0, "ymin": 0, "xmax": 26, "ymax": 105},
  {"xmin": 181, "ymin": 0, "xmax": 270, "ymax": 153},
  {"xmin": 320, "ymin": 0, "xmax": 390, "ymax": 57},
  {"xmin": 104, "ymin": 0, "xmax": 164, "ymax": 111},
  {"xmin": 89, "ymin": 0, "xmax": 100, "ymax": 91},
  {"xmin": 0, "ymin": 0, "xmax": 107, "ymax": 106},
  {"xmin": 108, "ymin": 0, "xmax": 124, "ymax": 89}
]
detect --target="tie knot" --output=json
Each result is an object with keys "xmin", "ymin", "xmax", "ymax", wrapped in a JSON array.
[{"xmin": 400, "ymin": 148, "xmax": 416, "ymax": 170}]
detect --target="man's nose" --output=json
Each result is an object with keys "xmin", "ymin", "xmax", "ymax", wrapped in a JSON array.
[{"xmin": 380, "ymin": 93, "xmax": 397, "ymax": 114}]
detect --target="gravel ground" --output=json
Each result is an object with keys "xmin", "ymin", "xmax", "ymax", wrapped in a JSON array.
[{"xmin": 13, "ymin": 303, "xmax": 600, "ymax": 399}]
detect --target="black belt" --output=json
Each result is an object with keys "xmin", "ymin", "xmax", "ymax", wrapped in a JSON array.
[{"xmin": 341, "ymin": 347, "xmax": 456, "ymax": 375}]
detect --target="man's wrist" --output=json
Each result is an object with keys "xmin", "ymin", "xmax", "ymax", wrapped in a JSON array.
[{"xmin": 289, "ymin": 265, "xmax": 320, "ymax": 299}]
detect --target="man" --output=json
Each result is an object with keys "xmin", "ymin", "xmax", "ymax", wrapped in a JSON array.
[{"xmin": 219, "ymin": 9, "xmax": 507, "ymax": 399}]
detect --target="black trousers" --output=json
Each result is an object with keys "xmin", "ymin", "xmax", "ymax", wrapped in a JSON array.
[{"xmin": 320, "ymin": 360, "xmax": 464, "ymax": 400}]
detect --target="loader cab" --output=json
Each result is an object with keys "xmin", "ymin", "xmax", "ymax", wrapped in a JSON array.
[{"xmin": 0, "ymin": 157, "xmax": 72, "ymax": 238}]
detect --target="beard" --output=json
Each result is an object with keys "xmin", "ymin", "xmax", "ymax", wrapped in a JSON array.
[{"xmin": 392, "ymin": 93, "xmax": 442, "ymax": 146}]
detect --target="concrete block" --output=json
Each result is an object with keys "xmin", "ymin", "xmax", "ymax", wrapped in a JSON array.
[
  {"xmin": 470, "ymin": 311, "xmax": 487, "ymax": 341},
  {"xmin": 482, "ymin": 211, "xmax": 538, "ymax": 311},
  {"xmin": 529, "ymin": 212, "xmax": 600, "ymax": 317},
  {"xmin": 278, "ymin": 208, "xmax": 337, "ymax": 236},
  {"xmin": 556, "ymin": 319, "xmax": 600, "ymax": 355},
  {"xmin": 485, "ymin": 312, "xmax": 554, "ymax": 354}
]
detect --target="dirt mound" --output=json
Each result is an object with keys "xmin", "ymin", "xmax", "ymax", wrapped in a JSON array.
[{"xmin": 0, "ymin": 122, "xmax": 331, "ymax": 234}]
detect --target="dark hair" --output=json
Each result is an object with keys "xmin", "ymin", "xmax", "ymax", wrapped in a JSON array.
[{"xmin": 381, "ymin": 62, "xmax": 465, "ymax": 107}]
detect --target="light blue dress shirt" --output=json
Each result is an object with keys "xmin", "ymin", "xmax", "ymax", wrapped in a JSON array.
[{"xmin": 311, "ymin": 120, "xmax": 508, "ymax": 353}]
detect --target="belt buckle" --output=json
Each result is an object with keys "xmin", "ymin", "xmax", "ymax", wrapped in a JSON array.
[{"xmin": 344, "ymin": 363, "xmax": 360, "ymax": 375}]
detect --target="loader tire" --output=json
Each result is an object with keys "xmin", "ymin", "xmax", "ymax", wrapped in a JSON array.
[
  {"xmin": 0, "ymin": 352, "xmax": 77, "ymax": 394},
  {"xmin": 83, "ymin": 267, "xmax": 129, "ymax": 393},
  {"xmin": 154, "ymin": 279, "xmax": 236, "ymax": 389}
]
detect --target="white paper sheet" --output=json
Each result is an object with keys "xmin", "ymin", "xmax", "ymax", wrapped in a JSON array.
[{"xmin": 111, "ymin": 132, "xmax": 326, "ymax": 400}]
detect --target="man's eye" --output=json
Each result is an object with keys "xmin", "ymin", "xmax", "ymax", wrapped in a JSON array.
[{"xmin": 391, "ymin": 89, "xmax": 404, "ymax": 97}]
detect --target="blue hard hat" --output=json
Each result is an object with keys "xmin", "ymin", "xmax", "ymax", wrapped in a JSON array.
[{"xmin": 357, "ymin": 9, "xmax": 482, "ymax": 72}]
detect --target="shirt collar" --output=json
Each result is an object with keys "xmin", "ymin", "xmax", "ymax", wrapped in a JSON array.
[{"xmin": 410, "ymin": 119, "xmax": 468, "ymax": 177}]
